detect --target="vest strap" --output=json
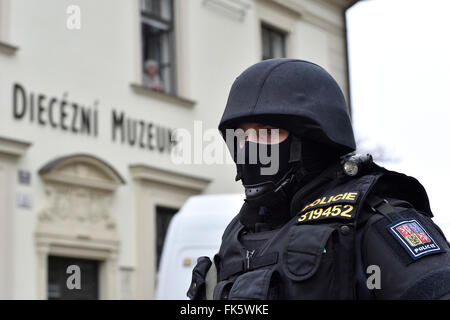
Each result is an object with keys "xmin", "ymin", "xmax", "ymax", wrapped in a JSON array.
[
  {"xmin": 250, "ymin": 252, "xmax": 279, "ymax": 270},
  {"xmin": 220, "ymin": 252, "xmax": 279, "ymax": 281},
  {"xmin": 366, "ymin": 194, "xmax": 396, "ymax": 222}
]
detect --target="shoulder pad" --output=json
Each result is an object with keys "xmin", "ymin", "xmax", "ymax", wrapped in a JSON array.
[{"xmin": 371, "ymin": 168, "xmax": 432, "ymax": 217}]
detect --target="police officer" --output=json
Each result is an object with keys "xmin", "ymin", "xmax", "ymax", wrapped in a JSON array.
[{"xmin": 187, "ymin": 58, "xmax": 450, "ymax": 300}]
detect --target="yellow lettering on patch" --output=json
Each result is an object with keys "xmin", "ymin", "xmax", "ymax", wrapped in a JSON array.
[
  {"xmin": 346, "ymin": 192, "xmax": 358, "ymax": 201},
  {"xmin": 300, "ymin": 192, "xmax": 359, "ymax": 212}
]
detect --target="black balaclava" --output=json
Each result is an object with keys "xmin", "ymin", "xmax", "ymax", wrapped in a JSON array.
[
  {"xmin": 236, "ymin": 133, "xmax": 340, "ymax": 231},
  {"xmin": 240, "ymin": 135, "xmax": 292, "ymax": 188}
]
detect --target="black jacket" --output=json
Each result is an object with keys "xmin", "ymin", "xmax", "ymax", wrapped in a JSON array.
[{"xmin": 188, "ymin": 162, "xmax": 450, "ymax": 300}]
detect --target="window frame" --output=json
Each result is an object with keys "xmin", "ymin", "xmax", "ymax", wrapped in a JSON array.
[
  {"xmin": 140, "ymin": 0, "xmax": 177, "ymax": 95},
  {"xmin": 261, "ymin": 22, "xmax": 287, "ymax": 60},
  {"xmin": 155, "ymin": 205, "xmax": 179, "ymax": 271},
  {"xmin": 0, "ymin": 0, "xmax": 18, "ymax": 53}
]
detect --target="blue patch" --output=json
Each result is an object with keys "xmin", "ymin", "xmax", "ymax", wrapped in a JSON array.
[{"xmin": 387, "ymin": 218, "xmax": 444, "ymax": 260}]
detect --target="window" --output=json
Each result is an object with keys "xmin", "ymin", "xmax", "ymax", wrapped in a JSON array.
[
  {"xmin": 156, "ymin": 205, "xmax": 178, "ymax": 271},
  {"xmin": 141, "ymin": 0, "xmax": 176, "ymax": 94},
  {"xmin": 261, "ymin": 23, "xmax": 286, "ymax": 60},
  {"xmin": 0, "ymin": 0, "xmax": 18, "ymax": 53}
]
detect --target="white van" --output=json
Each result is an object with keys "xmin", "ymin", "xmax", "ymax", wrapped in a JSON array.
[{"xmin": 156, "ymin": 193, "xmax": 244, "ymax": 300}]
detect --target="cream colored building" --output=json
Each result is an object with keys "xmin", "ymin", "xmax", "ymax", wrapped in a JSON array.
[{"xmin": 0, "ymin": 0, "xmax": 357, "ymax": 299}]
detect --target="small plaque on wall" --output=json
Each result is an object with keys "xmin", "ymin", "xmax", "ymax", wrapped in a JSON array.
[
  {"xmin": 18, "ymin": 170, "xmax": 31, "ymax": 185},
  {"xmin": 17, "ymin": 193, "xmax": 32, "ymax": 209}
]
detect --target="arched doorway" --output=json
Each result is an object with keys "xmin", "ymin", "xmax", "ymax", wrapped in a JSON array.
[{"xmin": 35, "ymin": 154, "xmax": 124, "ymax": 300}]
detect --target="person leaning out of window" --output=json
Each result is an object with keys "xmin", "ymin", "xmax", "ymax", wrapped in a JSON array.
[{"xmin": 143, "ymin": 59, "xmax": 164, "ymax": 92}]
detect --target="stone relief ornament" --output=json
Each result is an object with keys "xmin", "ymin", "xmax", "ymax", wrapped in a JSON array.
[
  {"xmin": 37, "ymin": 155, "xmax": 123, "ymax": 239},
  {"xmin": 38, "ymin": 184, "xmax": 116, "ymax": 230}
]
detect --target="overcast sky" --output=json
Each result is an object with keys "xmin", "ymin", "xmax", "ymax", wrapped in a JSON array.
[{"xmin": 346, "ymin": 0, "xmax": 450, "ymax": 234}]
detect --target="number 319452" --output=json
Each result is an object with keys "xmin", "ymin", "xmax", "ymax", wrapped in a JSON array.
[{"xmin": 298, "ymin": 204, "xmax": 354, "ymax": 222}]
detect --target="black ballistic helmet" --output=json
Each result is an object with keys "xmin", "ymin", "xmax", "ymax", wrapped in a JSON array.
[{"xmin": 219, "ymin": 58, "xmax": 356, "ymax": 155}]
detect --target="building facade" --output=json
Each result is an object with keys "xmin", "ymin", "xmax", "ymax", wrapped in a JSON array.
[{"xmin": 0, "ymin": 0, "xmax": 357, "ymax": 299}]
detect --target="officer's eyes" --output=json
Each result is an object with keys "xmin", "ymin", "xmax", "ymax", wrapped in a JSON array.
[
  {"xmin": 236, "ymin": 128, "xmax": 279, "ymax": 147},
  {"xmin": 259, "ymin": 128, "xmax": 278, "ymax": 139}
]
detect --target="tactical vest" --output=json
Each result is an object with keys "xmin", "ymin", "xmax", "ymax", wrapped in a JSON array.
[{"xmin": 210, "ymin": 166, "xmax": 431, "ymax": 300}]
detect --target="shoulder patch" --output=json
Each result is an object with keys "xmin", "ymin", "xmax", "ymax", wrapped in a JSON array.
[{"xmin": 387, "ymin": 218, "xmax": 444, "ymax": 260}]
